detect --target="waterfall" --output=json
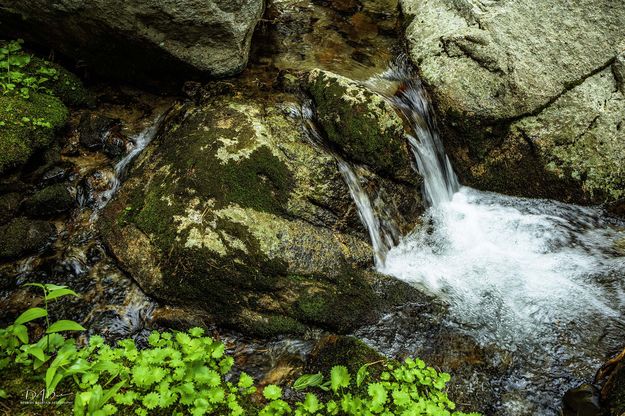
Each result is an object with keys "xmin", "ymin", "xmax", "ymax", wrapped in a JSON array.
[
  {"xmin": 365, "ymin": 68, "xmax": 625, "ymax": 414},
  {"xmin": 391, "ymin": 80, "xmax": 459, "ymax": 206},
  {"xmin": 300, "ymin": 102, "xmax": 396, "ymax": 267},
  {"xmin": 337, "ymin": 159, "xmax": 390, "ymax": 268}
]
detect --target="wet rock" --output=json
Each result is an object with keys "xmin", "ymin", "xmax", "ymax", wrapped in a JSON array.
[
  {"xmin": 78, "ymin": 113, "xmax": 118, "ymax": 150},
  {"xmin": 0, "ymin": 193, "xmax": 21, "ymax": 225},
  {"xmin": 306, "ymin": 335, "xmax": 384, "ymax": 374},
  {"xmin": 39, "ymin": 162, "xmax": 74, "ymax": 186},
  {"xmin": 100, "ymin": 87, "xmax": 422, "ymax": 336},
  {"xmin": 0, "ymin": 218, "xmax": 56, "ymax": 260},
  {"xmin": 306, "ymin": 69, "xmax": 413, "ymax": 181},
  {"xmin": 20, "ymin": 183, "xmax": 75, "ymax": 218},
  {"xmin": 0, "ymin": 0, "xmax": 264, "ymax": 82},
  {"xmin": 562, "ymin": 384, "xmax": 602, "ymax": 416},
  {"xmin": 401, "ymin": 0, "xmax": 625, "ymax": 203}
]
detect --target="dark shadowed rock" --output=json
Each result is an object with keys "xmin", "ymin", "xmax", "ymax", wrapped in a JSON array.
[
  {"xmin": 20, "ymin": 183, "xmax": 75, "ymax": 218},
  {"xmin": 0, "ymin": 218, "xmax": 56, "ymax": 260},
  {"xmin": 0, "ymin": 0, "xmax": 264, "ymax": 82}
]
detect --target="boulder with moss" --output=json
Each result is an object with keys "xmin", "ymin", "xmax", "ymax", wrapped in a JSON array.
[
  {"xmin": 20, "ymin": 183, "xmax": 75, "ymax": 218},
  {"xmin": 0, "ymin": 46, "xmax": 90, "ymax": 174},
  {"xmin": 306, "ymin": 69, "xmax": 414, "ymax": 182},
  {"xmin": 0, "ymin": 217, "xmax": 56, "ymax": 260},
  {"xmin": 401, "ymin": 0, "xmax": 625, "ymax": 203},
  {"xmin": 100, "ymin": 86, "xmax": 423, "ymax": 336}
]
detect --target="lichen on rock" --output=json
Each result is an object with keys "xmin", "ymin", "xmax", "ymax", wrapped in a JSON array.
[
  {"xmin": 100, "ymin": 87, "xmax": 419, "ymax": 336},
  {"xmin": 306, "ymin": 68, "xmax": 414, "ymax": 182}
]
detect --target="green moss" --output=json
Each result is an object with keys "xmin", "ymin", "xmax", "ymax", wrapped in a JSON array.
[
  {"xmin": 307, "ymin": 69, "xmax": 408, "ymax": 177},
  {"xmin": 0, "ymin": 93, "xmax": 68, "ymax": 173},
  {"xmin": 0, "ymin": 217, "xmax": 56, "ymax": 260},
  {"xmin": 307, "ymin": 336, "xmax": 384, "ymax": 375},
  {"xmin": 26, "ymin": 57, "xmax": 92, "ymax": 107},
  {"xmin": 21, "ymin": 183, "xmax": 74, "ymax": 217},
  {"xmin": 241, "ymin": 314, "xmax": 308, "ymax": 337}
]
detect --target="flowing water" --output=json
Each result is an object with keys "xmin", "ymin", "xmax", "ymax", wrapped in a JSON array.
[
  {"xmin": 94, "ymin": 115, "xmax": 164, "ymax": 211},
  {"xmin": 346, "ymin": 67, "xmax": 625, "ymax": 414}
]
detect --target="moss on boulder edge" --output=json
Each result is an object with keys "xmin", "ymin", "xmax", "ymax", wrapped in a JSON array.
[
  {"xmin": 306, "ymin": 69, "xmax": 413, "ymax": 182},
  {"xmin": 0, "ymin": 51, "xmax": 90, "ymax": 174},
  {"xmin": 100, "ymin": 90, "xmax": 421, "ymax": 336}
]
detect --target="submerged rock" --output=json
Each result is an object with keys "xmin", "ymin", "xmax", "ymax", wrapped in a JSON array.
[
  {"xmin": 0, "ymin": 217, "xmax": 56, "ymax": 260},
  {"xmin": 401, "ymin": 0, "xmax": 625, "ymax": 203},
  {"xmin": 20, "ymin": 183, "xmax": 75, "ymax": 218},
  {"xmin": 100, "ymin": 86, "xmax": 423, "ymax": 336},
  {"xmin": 0, "ymin": 0, "xmax": 264, "ymax": 81},
  {"xmin": 306, "ymin": 69, "xmax": 413, "ymax": 182}
]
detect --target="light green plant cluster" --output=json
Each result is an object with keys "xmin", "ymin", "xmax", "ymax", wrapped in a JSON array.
[
  {"xmin": 0, "ymin": 284, "xmax": 480, "ymax": 416},
  {"xmin": 0, "ymin": 39, "xmax": 59, "ymax": 99},
  {"xmin": 262, "ymin": 360, "xmax": 479, "ymax": 416}
]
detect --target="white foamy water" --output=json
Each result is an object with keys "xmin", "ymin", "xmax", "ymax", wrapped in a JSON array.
[{"xmin": 381, "ymin": 187, "xmax": 625, "ymax": 347}]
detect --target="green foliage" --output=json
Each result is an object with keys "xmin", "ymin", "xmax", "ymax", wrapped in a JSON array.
[
  {"xmin": 0, "ymin": 39, "xmax": 59, "ymax": 99},
  {"xmin": 256, "ymin": 358, "xmax": 480, "ymax": 416},
  {"xmin": 0, "ymin": 284, "xmax": 481, "ymax": 416}
]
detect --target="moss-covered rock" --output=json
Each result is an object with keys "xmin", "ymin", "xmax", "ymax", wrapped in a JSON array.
[
  {"xmin": 0, "ymin": 192, "xmax": 21, "ymax": 225},
  {"xmin": 306, "ymin": 335, "xmax": 384, "ymax": 375},
  {"xmin": 100, "ymin": 89, "xmax": 421, "ymax": 336},
  {"xmin": 0, "ymin": 217, "xmax": 56, "ymax": 260},
  {"xmin": 28, "ymin": 57, "xmax": 93, "ymax": 107},
  {"xmin": 0, "ymin": 43, "xmax": 91, "ymax": 174},
  {"xmin": 306, "ymin": 69, "xmax": 413, "ymax": 181},
  {"xmin": 20, "ymin": 183, "xmax": 75, "ymax": 218},
  {"xmin": 0, "ymin": 92, "xmax": 68, "ymax": 174}
]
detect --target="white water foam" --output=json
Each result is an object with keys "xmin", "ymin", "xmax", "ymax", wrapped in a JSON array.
[{"xmin": 381, "ymin": 187, "xmax": 625, "ymax": 348}]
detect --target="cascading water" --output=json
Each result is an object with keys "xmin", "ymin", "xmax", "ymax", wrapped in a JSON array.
[
  {"xmin": 337, "ymin": 159, "xmax": 390, "ymax": 267},
  {"xmin": 354, "ymin": 66, "xmax": 625, "ymax": 414},
  {"xmin": 94, "ymin": 115, "xmax": 164, "ymax": 211},
  {"xmin": 300, "ymin": 101, "xmax": 397, "ymax": 267}
]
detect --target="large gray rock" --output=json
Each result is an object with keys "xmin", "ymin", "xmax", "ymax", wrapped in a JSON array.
[
  {"xmin": 0, "ymin": 0, "xmax": 264, "ymax": 81},
  {"xmin": 401, "ymin": 0, "xmax": 625, "ymax": 203},
  {"xmin": 100, "ymin": 84, "xmax": 423, "ymax": 336}
]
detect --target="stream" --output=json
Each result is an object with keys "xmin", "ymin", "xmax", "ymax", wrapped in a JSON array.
[{"xmin": 1, "ymin": 2, "xmax": 624, "ymax": 414}]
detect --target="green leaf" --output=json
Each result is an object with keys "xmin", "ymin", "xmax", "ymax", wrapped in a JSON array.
[
  {"xmin": 46, "ymin": 320, "xmax": 86, "ymax": 333},
  {"xmin": 302, "ymin": 393, "xmax": 320, "ymax": 413},
  {"xmin": 14, "ymin": 307, "xmax": 47, "ymax": 324},
  {"xmin": 368, "ymin": 382, "xmax": 388, "ymax": 408},
  {"xmin": 263, "ymin": 385, "xmax": 282, "ymax": 400},
  {"xmin": 293, "ymin": 372, "xmax": 323, "ymax": 391},
  {"xmin": 12, "ymin": 324, "xmax": 28, "ymax": 344},
  {"xmin": 25, "ymin": 345, "xmax": 46, "ymax": 361},
  {"xmin": 45, "ymin": 288, "xmax": 79, "ymax": 301},
  {"xmin": 356, "ymin": 364, "xmax": 369, "ymax": 387},
  {"xmin": 238, "ymin": 372, "xmax": 254, "ymax": 389},
  {"xmin": 330, "ymin": 365, "xmax": 350, "ymax": 392},
  {"xmin": 142, "ymin": 392, "xmax": 160, "ymax": 410}
]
